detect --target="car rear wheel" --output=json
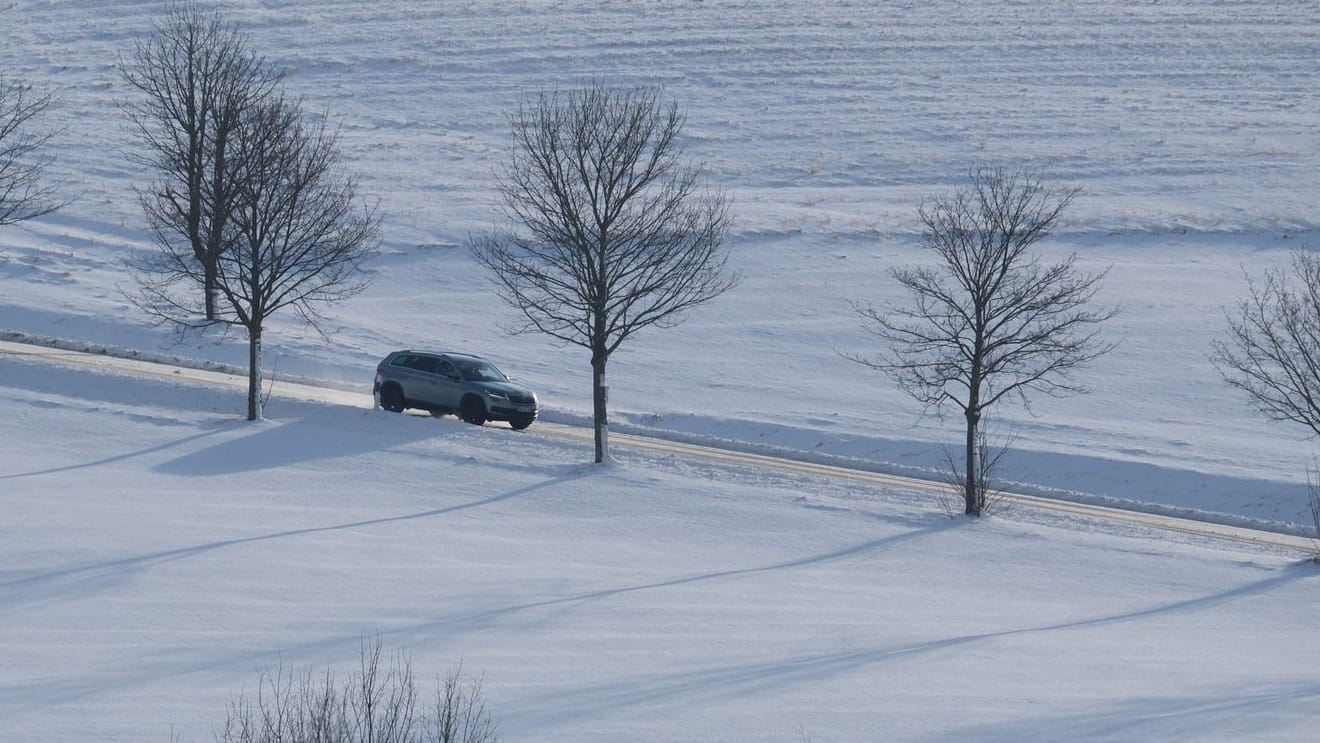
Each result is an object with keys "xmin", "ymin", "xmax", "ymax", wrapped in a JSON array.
[
  {"xmin": 380, "ymin": 384, "xmax": 405, "ymax": 413},
  {"xmin": 459, "ymin": 395, "xmax": 487, "ymax": 426}
]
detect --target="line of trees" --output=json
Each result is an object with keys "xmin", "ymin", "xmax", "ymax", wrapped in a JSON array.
[
  {"xmin": 113, "ymin": 5, "xmax": 735, "ymax": 443},
  {"xmin": 9, "ymin": 4, "xmax": 1320, "ymax": 521},
  {"xmin": 121, "ymin": 3, "xmax": 379, "ymax": 421}
]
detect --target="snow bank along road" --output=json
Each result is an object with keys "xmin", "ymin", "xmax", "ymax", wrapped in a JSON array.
[{"xmin": 1, "ymin": 337, "xmax": 1312, "ymax": 556}]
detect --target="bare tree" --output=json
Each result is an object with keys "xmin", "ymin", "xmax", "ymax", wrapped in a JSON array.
[
  {"xmin": 1213, "ymin": 249, "xmax": 1320, "ymax": 554},
  {"xmin": 121, "ymin": 1, "xmax": 282, "ymax": 320},
  {"xmin": 218, "ymin": 638, "xmax": 500, "ymax": 743},
  {"xmin": 0, "ymin": 76, "xmax": 61, "ymax": 226},
  {"xmin": 1212, "ymin": 249, "xmax": 1320, "ymax": 438},
  {"xmin": 472, "ymin": 83, "xmax": 735, "ymax": 462},
  {"xmin": 428, "ymin": 663, "xmax": 499, "ymax": 743},
  {"xmin": 848, "ymin": 166, "xmax": 1116, "ymax": 516},
  {"xmin": 220, "ymin": 96, "xmax": 378, "ymax": 420},
  {"xmin": 135, "ymin": 94, "xmax": 379, "ymax": 420}
]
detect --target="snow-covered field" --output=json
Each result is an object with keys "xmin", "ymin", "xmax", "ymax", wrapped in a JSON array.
[{"xmin": 3, "ymin": 2, "xmax": 1320, "ymax": 741}]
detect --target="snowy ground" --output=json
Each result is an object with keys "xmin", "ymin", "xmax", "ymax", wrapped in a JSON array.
[
  {"xmin": 3, "ymin": 354, "xmax": 1318, "ymax": 743},
  {"xmin": 3, "ymin": 1, "xmax": 1320, "ymax": 740}
]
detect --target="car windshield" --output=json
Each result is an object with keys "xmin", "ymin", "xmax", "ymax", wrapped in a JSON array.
[{"xmin": 457, "ymin": 360, "xmax": 507, "ymax": 382}]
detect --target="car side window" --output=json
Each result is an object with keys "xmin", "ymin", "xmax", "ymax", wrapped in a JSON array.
[
  {"xmin": 437, "ymin": 360, "xmax": 458, "ymax": 378},
  {"xmin": 413, "ymin": 356, "xmax": 438, "ymax": 374}
]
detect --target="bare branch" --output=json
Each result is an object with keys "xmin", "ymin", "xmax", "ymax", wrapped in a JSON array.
[
  {"xmin": 125, "ymin": 27, "xmax": 377, "ymax": 421},
  {"xmin": 0, "ymin": 76, "xmax": 62, "ymax": 225},
  {"xmin": 472, "ymin": 82, "xmax": 736, "ymax": 462},
  {"xmin": 216, "ymin": 638, "xmax": 501, "ymax": 743},
  {"xmin": 121, "ymin": 1, "xmax": 283, "ymax": 320},
  {"xmin": 848, "ymin": 165, "xmax": 1116, "ymax": 515},
  {"xmin": 1213, "ymin": 249, "xmax": 1320, "ymax": 438},
  {"xmin": 214, "ymin": 94, "xmax": 379, "ymax": 419}
]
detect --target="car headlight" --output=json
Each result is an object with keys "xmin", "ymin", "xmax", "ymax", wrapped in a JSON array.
[{"xmin": 485, "ymin": 390, "xmax": 510, "ymax": 401}]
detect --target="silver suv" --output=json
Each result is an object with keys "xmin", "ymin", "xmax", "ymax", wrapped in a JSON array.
[{"xmin": 373, "ymin": 350, "xmax": 539, "ymax": 429}]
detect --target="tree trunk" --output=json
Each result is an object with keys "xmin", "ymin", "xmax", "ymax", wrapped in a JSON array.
[
  {"xmin": 203, "ymin": 259, "xmax": 218, "ymax": 321},
  {"xmin": 964, "ymin": 407, "xmax": 981, "ymax": 516},
  {"xmin": 592, "ymin": 356, "xmax": 608, "ymax": 463},
  {"xmin": 247, "ymin": 326, "xmax": 262, "ymax": 421},
  {"xmin": 965, "ymin": 347, "xmax": 985, "ymax": 516}
]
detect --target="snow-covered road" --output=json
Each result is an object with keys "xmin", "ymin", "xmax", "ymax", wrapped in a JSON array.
[{"xmin": 3, "ymin": 337, "xmax": 1309, "ymax": 555}]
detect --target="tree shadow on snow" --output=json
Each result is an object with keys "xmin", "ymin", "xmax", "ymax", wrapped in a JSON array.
[
  {"xmin": 385, "ymin": 517, "xmax": 960, "ymax": 663},
  {"xmin": 0, "ymin": 426, "xmax": 228, "ymax": 481},
  {"xmin": 151, "ymin": 411, "xmax": 442, "ymax": 475},
  {"xmin": 501, "ymin": 562, "xmax": 1319, "ymax": 731},
  {"xmin": 933, "ymin": 678, "xmax": 1320, "ymax": 743},
  {"xmin": 0, "ymin": 470, "xmax": 591, "ymax": 719},
  {"xmin": 1, "ymin": 508, "xmax": 954, "ymax": 717},
  {"xmin": 0, "ymin": 470, "xmax": 585, "ymax": 621}
]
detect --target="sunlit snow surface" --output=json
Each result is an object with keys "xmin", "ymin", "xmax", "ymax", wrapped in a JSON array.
[{"xmin": 2, "ymin": 3, "xmax": 1320, "ymax": 741}]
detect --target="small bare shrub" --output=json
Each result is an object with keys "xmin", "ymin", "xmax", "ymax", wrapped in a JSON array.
[
  {"xmin": 938, "ymin": 425, "xmax": 1013, "ymax": 517},
  {"xmin": 215, "ymin": 638, "xmax": 498, "ymax": 743},
  {"xmin": 426, "ymin": 663, "xmax": 498, "ymax": 743}
]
